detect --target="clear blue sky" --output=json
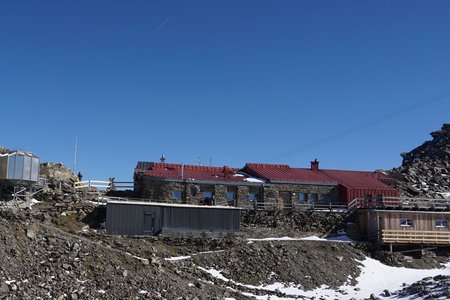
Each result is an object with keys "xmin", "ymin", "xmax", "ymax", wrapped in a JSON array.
[{"xmin": 1, "ymin": 1, "xmax": 449, "ymax": 181}]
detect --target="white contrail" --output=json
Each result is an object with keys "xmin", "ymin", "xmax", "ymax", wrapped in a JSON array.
[{"xmin": 142, "ymin": 17, "xmax": 171, "ymax": 41}]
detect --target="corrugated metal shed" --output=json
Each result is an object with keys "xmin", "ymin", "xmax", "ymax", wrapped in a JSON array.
[
  {"xmin": 0, "ymin": 150, "xmax": 40, "ymax": 184},
  {"xmin": 106, "ymin": 201, "xmax": 241, "ymax": 236}
]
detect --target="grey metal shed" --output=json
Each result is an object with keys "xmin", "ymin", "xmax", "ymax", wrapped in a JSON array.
[
  {"xmin": 106, "ymin": 201, "xmax": 241, "ymax": 236},
  {"xmin": 0, "ymin": 150, "xmax": 40, "ymax": 185}
]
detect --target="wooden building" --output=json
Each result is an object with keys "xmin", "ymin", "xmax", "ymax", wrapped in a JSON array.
[{"xmin": 358, "ymin": 208, "xmax": 450, "ymax": 245}]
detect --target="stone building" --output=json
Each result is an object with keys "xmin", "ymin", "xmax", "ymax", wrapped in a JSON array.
[{"xmin": 133, "ymin": 160, "xmax": 399, "ymax": 209}]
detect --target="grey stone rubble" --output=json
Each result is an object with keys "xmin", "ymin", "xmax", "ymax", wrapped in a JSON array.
[
  {"xmin": 2, "ymin": 123, "xmax": 450, "ymax": 299},
  {"xmin": 390, "ymin": 123, "xmax": 450, "ymax": 198},
  {"xmin": 37, "ymin": 163, "xmax": 81, "ymax": 203},
  {"xmin": 0, "ymin": 146, "xmax": 9, "ymax": 154},
  {"xmin": 389, "ymin": 275, "xmax": 450, "ymax": 299}
]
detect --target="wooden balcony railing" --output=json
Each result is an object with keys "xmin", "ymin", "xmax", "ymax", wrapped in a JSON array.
[{"xmin": 382, "ymin": 229, "xmax": 450, "ymax": 245}]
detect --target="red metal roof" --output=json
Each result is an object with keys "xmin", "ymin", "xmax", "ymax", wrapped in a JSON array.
[
  {"xmin": 243, "ymin": 163, "xmax": 397, "ymax": 191},
  {"xmin": 321, "ymin": 169, "xmax": 396, "ymax": 190},
  {"xmin": 137, "ymin": 161, "xmax": 398, "ymax": 192},
  {"xmin": 136, "ymin": 162, "xmax": 250, "ymax": 183},
  {"xmin": 243, "ymin": 163, "xmax": 337, "ymax": 184}
]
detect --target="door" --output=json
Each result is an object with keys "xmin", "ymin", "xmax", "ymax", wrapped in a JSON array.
[
  {"xmin": 279, "ymin": 192, "xmax": 292, "ymax": 210},
  {"xmin": 143, "ymin": 213, "xmax": 155, "ymax": 234}
]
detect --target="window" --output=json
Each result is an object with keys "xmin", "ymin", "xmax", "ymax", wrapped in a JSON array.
[
  {"xmin": 146, "ymin": 189, "xmax": 154, "ymax": 199},
  {"xmin": 190, "ymin": 187, "xmax": 197, "ymax": 196},
  {"xmin": 298, "ymin": 193, "xmax": 307, "ymax": 202},
  {"xmin": 319, "ymin": 194, "xmax": 329, "ymax": 202},
  {"xmin": 227, "ymin": 191, "xmax": 235, "ymax": 200},
  {"xmin": 310, "ymin": 193, "xmax": 318, "ymax": 202},
  {"xmin": 436, "ymin": 220, "xmax": 448, "ymax": 228},
  {"xmin": 172, "ymin": 190, "xmax": 182, "ymax": 200},
  {"xmin": 248, "ymin": 192, "xmax": 256, "ymax": 201},
  {"xmin": 400, "ymin": 219, "xmax": 413, "ymax": 227},
  {"xmin": 203, "ymin": 191, "xmax": 213, "ymax": 198}
]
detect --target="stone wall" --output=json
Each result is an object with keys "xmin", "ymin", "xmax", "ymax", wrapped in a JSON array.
[
  {"xmin": 262, "ymin": 183, "xmax": 338, "ymax": 209},
  {"xmin": 136, "ymin": 175, "xmax": 340, "ymax": 209}
]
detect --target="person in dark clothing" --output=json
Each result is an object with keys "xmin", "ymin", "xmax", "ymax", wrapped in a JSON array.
[{"xmin": 77, "ymin": 172, "xmax": 83, "ymax": 182}]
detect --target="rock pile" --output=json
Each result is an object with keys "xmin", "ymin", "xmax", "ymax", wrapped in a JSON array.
[
  {"xmin": 190, "ymin": 239, "xmax": 365, "ymax": 292},
  {"xmin": 0, "ymin": 209, "xmax": 244, "ymax": 299},
  {"xmin": 37, "ymin": 163, "xmax": 81, "ymax": 203},
  {"xmin": 391, "ymin": 123, "xmax": 450, "ymax": 198},
  {"xmin": 241, "ymin": 210, "xmax": 351, "ymax": 237},
  {"xmin": 389, "ymin": 275, "xmax": 450, "ymax": 299},
  {"xmin": 0, "ymin": 146, "xmax": 8, "ymax": 154}
]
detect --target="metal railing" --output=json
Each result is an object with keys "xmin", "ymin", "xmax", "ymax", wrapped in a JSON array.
[
  {"xmin": 75, "ymin": 180, "xmax": 134, "ymax": 191},
  {"xmin": 382, "ymin": 229, "xmax": 450, "ymax": 245},
  {"xmin": 352, "ymin": 196, "xmax": 450, "ymax": 211}
]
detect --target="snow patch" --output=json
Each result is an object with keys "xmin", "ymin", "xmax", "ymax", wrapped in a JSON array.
[
  {"xmin": 247, "ymin": 235, "xmax": 354, "ymax": 243},
  {"xmin": 29, "ymin": 198, "xmax": 40, "ymax": 209},
  {"xmin": 199, "ymin": 256, "xmax": 450, "ymax": 299},
  {"xmin": 244, "ymin": 177, "xmax": 265, "ymax": 183},
  {"xmin": 248, "ymin": 237, "xmax": 303, "ymax": 242},
  {"xmin": 164, "ymin": 255, "xmax": 192, "ymax": 261}
]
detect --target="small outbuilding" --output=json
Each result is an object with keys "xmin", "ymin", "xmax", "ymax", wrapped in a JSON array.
[
  {"xmin": 106, "ymin": 200, "xmax": 241, "ymax": 236},
  {"xmin": 0, "ymin": 150, "xmax": 40, "ymax": 185},
  {"xmin": 358, "ymin": 208, "xmax": 450, "ymax": 245}
]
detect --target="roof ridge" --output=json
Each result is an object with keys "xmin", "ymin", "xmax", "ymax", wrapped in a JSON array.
[{"xmin": 245, "ymin": 163, "xmax": 290, "ymax": 169}]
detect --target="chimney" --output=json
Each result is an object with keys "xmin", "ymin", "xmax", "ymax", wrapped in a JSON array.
[
  {"xmin": 311, "ymin": 159, "xmax": 319, "ymax": 171},
  {"xmin": 160, "ymin": 154, "xmax": 166, "ymax": 163}
]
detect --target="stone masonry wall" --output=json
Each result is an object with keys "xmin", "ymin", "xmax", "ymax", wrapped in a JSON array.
[{"xmin": 137, "ymin": 175, "xmax": 340, "ymax": 209}]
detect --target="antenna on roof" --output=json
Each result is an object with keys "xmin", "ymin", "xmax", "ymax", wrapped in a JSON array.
[
  {"xmin": 198, "ymin": 156, "xmax": 201, "ymax": 166},
  {"xmin": 209, "ymin": 157, "xmax": 212, "ymax": 167},
  {"xmin": 73, "ymin": 136, "xmax": 78, "ymax": 173},
  {"xmin": 160, "ymin": 154, "xmax": 166, "ymax": 163}
]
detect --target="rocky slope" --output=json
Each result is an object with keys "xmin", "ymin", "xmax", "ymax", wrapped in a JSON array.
[
  {"xmin": 1, "ymin": 126, "xmax": 450, "ymax": 299},
  {"xmin": 391, "ymin": 123, "xmax": 450, "ymax": 198}
]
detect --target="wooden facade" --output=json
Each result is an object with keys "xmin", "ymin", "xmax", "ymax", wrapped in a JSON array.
[{"xmin": 358, "ymin": 209, "xmax": 450, "ymax": 245}]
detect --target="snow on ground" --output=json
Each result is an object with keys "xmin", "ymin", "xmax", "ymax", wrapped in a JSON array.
[
  {"xmin": 247, "ymin": 237, "xmax": 304, "ymax": 242},
  {"xmin": 164, "ymin": 250, "xmax": 225, "ymax": 261},
  {"xmin": 199, "ymin": 257, "xmax": 450, "ymax": 299},
  {"xmin": 440, "ymin": 192, "xmax": 450, "ymax": 199},
  {"xmin": 164, "ymin": 255, "xmax": 192, "ymax": 261},
  {"xmin": 29, "ymin": 198, "xmax": 40, "ymax": 209},
  {"xmin": 248, "ymin": 235, "xmax": 354, "ymax": 243}
]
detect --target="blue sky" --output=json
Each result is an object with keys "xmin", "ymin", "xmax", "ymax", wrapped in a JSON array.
[{"xmin": 1, "ymin": 1, "xmax": 449, "ymax": 181}]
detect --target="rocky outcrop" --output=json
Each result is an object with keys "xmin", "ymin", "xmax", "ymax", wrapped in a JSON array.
[
  {"xmin": 391, "ymin": 275, "xmax": 450, "ymax": 299},
  {"xmin": 0, "ymin": 146, "xmax": 9, "ymax": 154},
  {"xmin": 391, "ymin": 123, "xmax": 450, "ymax": 198},
  {"xmin": 0, "ymin": 209, "xmax": 243, "ymax": 299},
  {"xmin": 37, "ymin": 163, "xmax": 81, "ymax": 203}
]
